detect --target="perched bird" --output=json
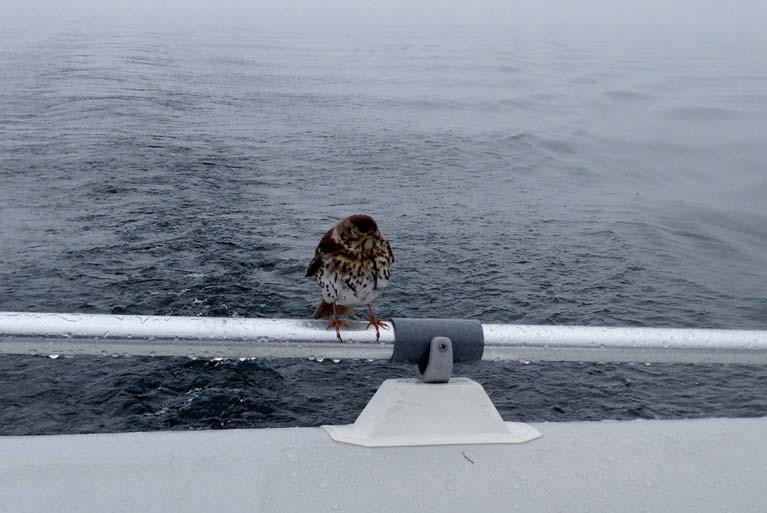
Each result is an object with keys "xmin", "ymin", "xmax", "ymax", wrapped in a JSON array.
[{"xmin": 306, "ymin": 214, "xmax": 394, "ymax": 340}]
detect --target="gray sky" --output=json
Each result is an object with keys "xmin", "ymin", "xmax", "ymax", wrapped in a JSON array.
[{"xmin": 3, "ymin": 0, "xmax": 767, "ymax": 35}]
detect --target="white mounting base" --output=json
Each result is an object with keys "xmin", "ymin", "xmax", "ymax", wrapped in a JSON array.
[{"xmin": 322, "ymin": 378, "xmax": 541, "ymax": 447}]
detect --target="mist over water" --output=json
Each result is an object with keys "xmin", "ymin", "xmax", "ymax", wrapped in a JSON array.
[{"xmin": 1, "ymin": 3, "xmax": 766, "ymax": 434}]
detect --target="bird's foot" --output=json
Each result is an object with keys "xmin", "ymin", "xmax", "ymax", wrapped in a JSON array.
[
  {"xmin": 327, "ymin": 315, "xmax": 349, "ymax": 341},
  {"xmin": 366, "ymin": 308, "xmax": 389, "ymax": 341}
]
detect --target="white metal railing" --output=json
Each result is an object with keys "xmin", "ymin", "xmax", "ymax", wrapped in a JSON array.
[{"xmin": 1, "ymin": 311, "xmax": 767, "ymax": 363}]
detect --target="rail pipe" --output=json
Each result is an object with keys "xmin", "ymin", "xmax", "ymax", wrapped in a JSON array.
[{"xmin": 1, "ymin": 312, "xmax": 766, "ymax": 363}]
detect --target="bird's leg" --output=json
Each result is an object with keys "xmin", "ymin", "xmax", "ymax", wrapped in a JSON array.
[
  {"xmin": 327, "ymin": 302, "xmax": 349, "ymax": 341},
  {"xmin": 366, "ymin": 305, "xmax": 389, "ymax": 341}
]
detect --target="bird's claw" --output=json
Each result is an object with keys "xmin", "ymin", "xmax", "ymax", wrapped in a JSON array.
[
  {"xmin": 327, "ymin": 317, "xmax": 349, "ymax": 341},
  {"xmin": 366, "ymin": 316, "xmax": 389, "ymax": 341}
]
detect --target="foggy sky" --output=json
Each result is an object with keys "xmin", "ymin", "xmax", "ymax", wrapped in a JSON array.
[{"xmin": 3, "ymin": 0, "xmax": 767, "ymax": 35}]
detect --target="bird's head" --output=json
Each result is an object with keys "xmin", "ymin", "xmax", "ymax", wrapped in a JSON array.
[{"xmin": 341, "ymin": 214, "xmax": 382, "ymax": 250}]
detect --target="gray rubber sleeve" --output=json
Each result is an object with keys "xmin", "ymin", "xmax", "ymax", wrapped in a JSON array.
[{"xmin": 390, "ymin": 318, "xmax": 484, "ymax": 364}]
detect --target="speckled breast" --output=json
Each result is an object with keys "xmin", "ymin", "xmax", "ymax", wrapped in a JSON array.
[{"xmin": 315, "ymin": 259, "xmax": 391, "ymax": 306}]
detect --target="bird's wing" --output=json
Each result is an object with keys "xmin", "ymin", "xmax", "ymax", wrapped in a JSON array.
[
  {"xmin": 384, "ymin": 238, "xmax": 394, "ymax": 263},
  {"xmin": 305, "ymin": 228, "xmax": 338, "ymax": 277}
]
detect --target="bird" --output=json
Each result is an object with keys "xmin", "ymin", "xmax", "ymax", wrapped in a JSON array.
[{"xmin": 306, "ymin": 214, "xmax": 394, "ymax": 341}]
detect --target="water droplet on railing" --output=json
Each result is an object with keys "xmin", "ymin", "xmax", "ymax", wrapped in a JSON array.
[{"xmin": 48, "ymin": 354, "xmax": 60, "ymax": 359}]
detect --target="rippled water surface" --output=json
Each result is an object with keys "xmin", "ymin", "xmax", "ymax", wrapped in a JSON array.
[{"xmin": 1, "ymin": 20, "xmax": 766, "ymax": 435}]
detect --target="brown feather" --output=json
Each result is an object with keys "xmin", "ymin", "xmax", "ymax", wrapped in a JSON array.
[
  {"xmin": 313, "ymin": 301, "xmax": 355, "ymax": 319},
  {"xmin": 347, "ymin": 214, "xmax": 378, "ymax": 233},
  {"xmin": 305, "ymin": 253, "xmax": 322, "ymax": 277},
  {"xmin": 312, "ymin": 300, "xmax": 334, "ymax": 319},
  {"xmin": 305, "ymin": 228, "xmax": 337, "ymax": 276}
]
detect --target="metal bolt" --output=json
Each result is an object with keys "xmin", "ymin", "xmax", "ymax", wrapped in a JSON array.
[{"xmin": 438, "ymin": 342, "xmax": 448, "ymax": 352}]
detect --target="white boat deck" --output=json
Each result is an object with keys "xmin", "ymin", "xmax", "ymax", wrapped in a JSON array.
[{"xmin": 2, "ymin": 417, "xmax": 765, "ymax": 513}]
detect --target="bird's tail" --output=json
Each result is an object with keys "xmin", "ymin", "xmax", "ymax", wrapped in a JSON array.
[{"xmin": 313, "ymin": 301, "xmax": 354, "ymax": 319}]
